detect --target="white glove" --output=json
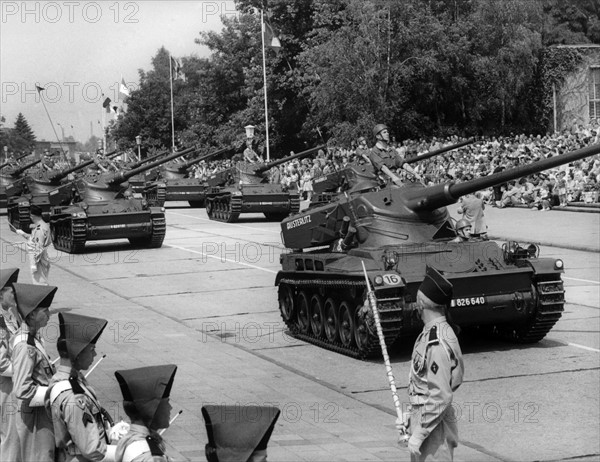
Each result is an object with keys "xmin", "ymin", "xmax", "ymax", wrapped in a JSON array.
[{"xmin": 109, "ymin": 420, "xmax": 130, "ymax": 442}]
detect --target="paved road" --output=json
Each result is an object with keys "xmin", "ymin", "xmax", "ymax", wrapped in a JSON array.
[{"xmin": 0, "ymin": 204, "xmax": 598, "ymax": 462}]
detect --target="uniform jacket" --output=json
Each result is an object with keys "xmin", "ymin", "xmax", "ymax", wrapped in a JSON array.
[
  {"xmin": 48, "ymin": 365, "xmax": 111, "ymax": 461},
  {"xmin": 368, "ymin": 144, "xmax": 402, "ymax": 171},
  {"xmin": 408, "ymin": 317, "xmax": 464, "ymax": 446}
]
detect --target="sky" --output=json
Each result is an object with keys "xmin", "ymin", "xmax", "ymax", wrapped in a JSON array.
[{"xmin": 1, "ymin": 0, "xmax": 237, "ymax": 143}]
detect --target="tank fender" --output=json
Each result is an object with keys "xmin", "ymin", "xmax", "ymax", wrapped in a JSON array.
[{"xmin": 525, "ymin": 258, "xmax": 565, "ymax": 276}]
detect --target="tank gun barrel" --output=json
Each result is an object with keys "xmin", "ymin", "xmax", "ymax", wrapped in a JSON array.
[
  {"xmin": 109, "ymin": 147, "xmax": 196, "ymax": 184},
  {"xmin": 403, "ymin": 138, "xmax": 475, "ymax": 165},
  {"xmin": 48, "ymin": 159, "xmax": 97, "ymax": 182},
  {"xmin": 10, "ymin": 159, "xmax": 42, "ymax": 177},
  {"xmin": 0, "ymin": 153, "xmax": 30, "ymax": 170},
  {"xmin": 254, "ymin": 145, "xmax": 327, "ymax": 174},
  {"xmin": 179, "ymin": 147, "xmax": 233, "ymax": 171},
  {"xmin": 126, "ymin": 150, "xmax": 169, "ymax": 169},
  {"xmin": 406, "ymin": 143, "xmax": 600, "ymax": 211}
]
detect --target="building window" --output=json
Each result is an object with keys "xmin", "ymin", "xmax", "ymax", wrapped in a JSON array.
[{"xmin": 590, "ymin": 67, "xmax": 600, "ymax": 120}]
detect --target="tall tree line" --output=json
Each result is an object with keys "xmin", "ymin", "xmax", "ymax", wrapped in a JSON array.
[{"xmin": 112, "ymin": 0, "xmax": 600, "ymax": 154}]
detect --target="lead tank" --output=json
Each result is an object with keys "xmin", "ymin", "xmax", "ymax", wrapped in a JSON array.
[
  {"xmin": 145, "ymin": 147, "xmax": 233, "ymax": 208},
  {"xmin": 205, "ymin": 145, "xmax": 326, "ymax": 222},
  {"xmin": 276, "ymin": 143, "xmax": 600, "ymax": 359},
  {"xmin": 49, "ymin": 148, "xmax": 190, "ymax": 253},
  {"xmin": 0, "ymin": 158, "xmax": 42, "ymax": 208}
]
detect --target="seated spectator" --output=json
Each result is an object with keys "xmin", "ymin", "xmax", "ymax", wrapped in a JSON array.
[{"xmin": 496, "ymin": 181, "xmax": 522, "ymax": 208}]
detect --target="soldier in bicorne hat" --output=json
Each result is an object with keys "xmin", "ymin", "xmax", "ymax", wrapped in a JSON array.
[
  {"xmin": 398, "ymin": 266, "xmax": 464, "ymax": 462},
  {"xmin": 47, "ymin": 312, "xmax": 118, "ymax": 462},
  {"xmin": 0, "ymin": 268, "xmax": 22, "ymax": 461},
  {"xmin": 202, "ymin": 404, "xmax": 280, "ymax": 462},
  {"xmin": 11, "ymin": 282, "xmax": 58, "ymax": 462},
  {"xmin": 114, "ymin": 364, "xmax": 177, "ymax": 461}
]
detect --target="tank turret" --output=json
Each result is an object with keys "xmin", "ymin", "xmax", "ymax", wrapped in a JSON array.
[
  {"xmin": 162, "ymin": 147, "xmax": 233, "ymax": 180},
  {"xmin": 312, "ymin": 139, "xmax": 474, "ymax": 197},
  {"xmin": 283, "ymin": 143, "xmax": 600, "ymax": 249},
  {"xmin": 276, "ymin": 142, "xmax": 600, "ymax": 359},
  {"xmin": 4, "ymin": 158, "xmax": 42, "ymax": 178},
  {"xmin": 80, "ymin": 147, "xmax": 195, "ymax": 202}
]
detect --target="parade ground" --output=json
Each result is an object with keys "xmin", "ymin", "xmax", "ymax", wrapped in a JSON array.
[{"xmin": 1, "ymin": 204, "xmax": 598, "ymax": 462}]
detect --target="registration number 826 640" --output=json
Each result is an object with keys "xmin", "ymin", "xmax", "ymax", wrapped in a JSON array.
[{"xmin": 451, "ymin": 296, "xmax": 486, "ymax": 307}]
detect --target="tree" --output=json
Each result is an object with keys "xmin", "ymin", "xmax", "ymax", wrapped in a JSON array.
[{"xmin": 11, "ymin": 113, "xmax": 37, "ymax": 153}]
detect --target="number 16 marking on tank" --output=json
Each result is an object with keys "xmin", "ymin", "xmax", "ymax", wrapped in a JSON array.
[{"xmin": 383, "ymin": 274, "xmax": 401, "ymax": 285}]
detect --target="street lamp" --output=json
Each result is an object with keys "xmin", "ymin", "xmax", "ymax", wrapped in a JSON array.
[
  {"xmin": 3, "ymin": 146, "xmax": 7, "ymax": 162},
  {"xmin": 135, "ymin": 135, "xmax": 141, "ymax": 162},
  {"xmin": 244, "ymin": 125, "xmax": 255, "ymax": 140}
]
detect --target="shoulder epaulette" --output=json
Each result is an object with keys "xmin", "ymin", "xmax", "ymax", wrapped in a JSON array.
[
  {"xmin": 27, "ymin": 332, "xmax": 36, "ymax": 346},
  {"xmin": 427, "ymin": 325, "xmax": 439, "ymax": 345},
  {"xmin": 69, "ymin": 374, "xmax": 85, "ymax": 395}
]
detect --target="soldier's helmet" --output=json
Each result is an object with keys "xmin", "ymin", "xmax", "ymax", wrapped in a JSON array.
[
  {"xmin": 115, "ymin": 364, "xmax": 177, "ymax": 429},
  {"xmin": 57, "ymin": 313, "xmax": 107, "ymax": 360},
  {"xmin": 202, "ymin": 404, "xmax": 280, "ymax": 462},
  {"xmin": 372, "ymin": 124, "xmax": 388, "ymax": 138},
  {"xmin": 12, "ymin": 283, "xmax": 57, "ymax": 319},
  {"xmin": 455, "ymin": 219, "xmax": 471, "ymax": 236}
]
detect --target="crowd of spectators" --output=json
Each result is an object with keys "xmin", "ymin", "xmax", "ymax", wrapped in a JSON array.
[{"xmin": 190, "ymin": 121, "xmax": 600, "ymax": 209}]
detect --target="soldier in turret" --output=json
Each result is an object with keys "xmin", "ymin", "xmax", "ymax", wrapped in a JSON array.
[
  {"xmin": 368, "ymin": 124, "xmax": 404, "ymax": 171},
  {"xmin": 397, "ymin": 266, "xmax": 464, "ymax": 461}
]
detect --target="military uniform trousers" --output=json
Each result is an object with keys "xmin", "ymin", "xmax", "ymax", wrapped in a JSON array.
[{"xmin": 408, "ymin": 404, "xmax": 458, "ymax": 462}]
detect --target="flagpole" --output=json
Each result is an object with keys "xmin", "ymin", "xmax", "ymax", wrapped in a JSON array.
[
  {"xmin": 169, "ymin": 54, "xmax": 175, "ymax": 152},
  {"xmin": 102, "ymin": 97, "xmax": 106, "ymax": 154},
  {"xmin": 260, "ymin": 9, "xmax": 270, "ymax": 162},
  {"xmin": 37, "ymin": 86, "xmax": 68, "ymax": 159}
]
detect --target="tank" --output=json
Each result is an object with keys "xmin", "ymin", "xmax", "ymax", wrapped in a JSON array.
[
  {"xmin": 311, "ymin": 139, "xmax": 475, "ymax": 202},
  {"xmin": 275, "ymin": 143, "xmax": 600, "ymax": 359},
  {"xmin": 7, "ymin": 158, "xmax": 99, "ymax": 232},
  {"xmin": 48, "ymin": 148, "xmax": 191, "ymax": 253},
  {"xmin": 0, "ymin": 159, "xmax": 42, "ymax": 208},
  {"xmin": 144, "ymin": 147, "xmax": 233, "ymax": 208},
  {"xmin": 205, "ymin": 145, "xmax": 326, "ymax": 223}
]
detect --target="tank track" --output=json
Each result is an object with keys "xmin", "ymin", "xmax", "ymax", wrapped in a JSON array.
[
  {"xmin": 8, "ymin": 203, "xmax": 31, "ymax": 233},
  {"xmin": 148, "ymin": 213, "xmax": 166, "ymax": 248},
  {"xmin": 206, "ymin": 193, "xmax": 241, "ymax": 223},
  {"xmin": 495, "ymin": 273, "xmax": 565, "ymax": 343},
  {"xmin": 278, "ymin": 277, "xmax": 403, "ymax": 359},
  {"xmin": 51, "ymin": 216, "xmax": 87, "ymax": 254}
]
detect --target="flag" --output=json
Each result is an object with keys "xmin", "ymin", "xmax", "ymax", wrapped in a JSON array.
[
  {"xmin": 119, "ymin": 77, "xmax": 130, "ymax": 97},
  {"xmin": 36, "ymin": 85, "xmax": 45, "ymax": 92},
  {"xmin": 263, "ymin": 19, "xmax": 281, "ymax": 52},
  {"xmin": 171, "ymin": 56, "xmax": 185, "ymax": 81},
  {"xmin": 102, "ymin": 97, "xmax": 111, "ymax": 113}
]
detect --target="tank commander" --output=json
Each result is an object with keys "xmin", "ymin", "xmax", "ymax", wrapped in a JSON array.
[
  {"xmin": 397, "ymin": 266, "xmax": 464, "ymax": 461},
  {"xmin": 368, "ymin": 124, "xmax": 404, "ymax": 171},
  {"xmin": 452, "ymin": 219, "xmax": 472, "ymax": 243},
  {"xmin": 243, "ymin": 139, "xmax": 263, "ymax": 163}
]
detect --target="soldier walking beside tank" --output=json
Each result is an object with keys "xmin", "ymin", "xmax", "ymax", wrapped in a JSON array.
[
  {"xmin": 11, "ymin": 283, "xmax": 58, "ymax": 462},
  {"xmin": 47, "ymin": 313, "xmax": 118, "ymax": 462},
  {"xmin": 114, "ymin": 365, "xmax": 177, "ymax": 461},
  {"xmin": 0, "ymin": 268, "xmax": 22, "ymax": 462},
  {"xmin": 397, "ymin": 266, "xmax": 464, "ymax": 461},
  {"xmin": 14, "ymin": 204, "xmax": 52, "ymax": 285}
]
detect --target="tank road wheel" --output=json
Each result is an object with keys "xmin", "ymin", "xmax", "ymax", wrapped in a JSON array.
[
  {"xmin": 339, "ymin": 301, "xmax": 356, "ymax": 348},
  {"xmin": 278, "ymin": 284, "xmax": 295, "ymax": 324},
  {"xmin": 296, "ymin": 291, "xmax": 311, "ymax": 334},
  {"xmin": 324, "ymin": 298, "xmax": 340, "ymax": 343},
  {"xmin": 354, "ymin": 304, "xmax": 373, "ymax": 354},
  {"xmin": 309, "ymin": 294, "xmax": 325, "ymax": 338}
]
